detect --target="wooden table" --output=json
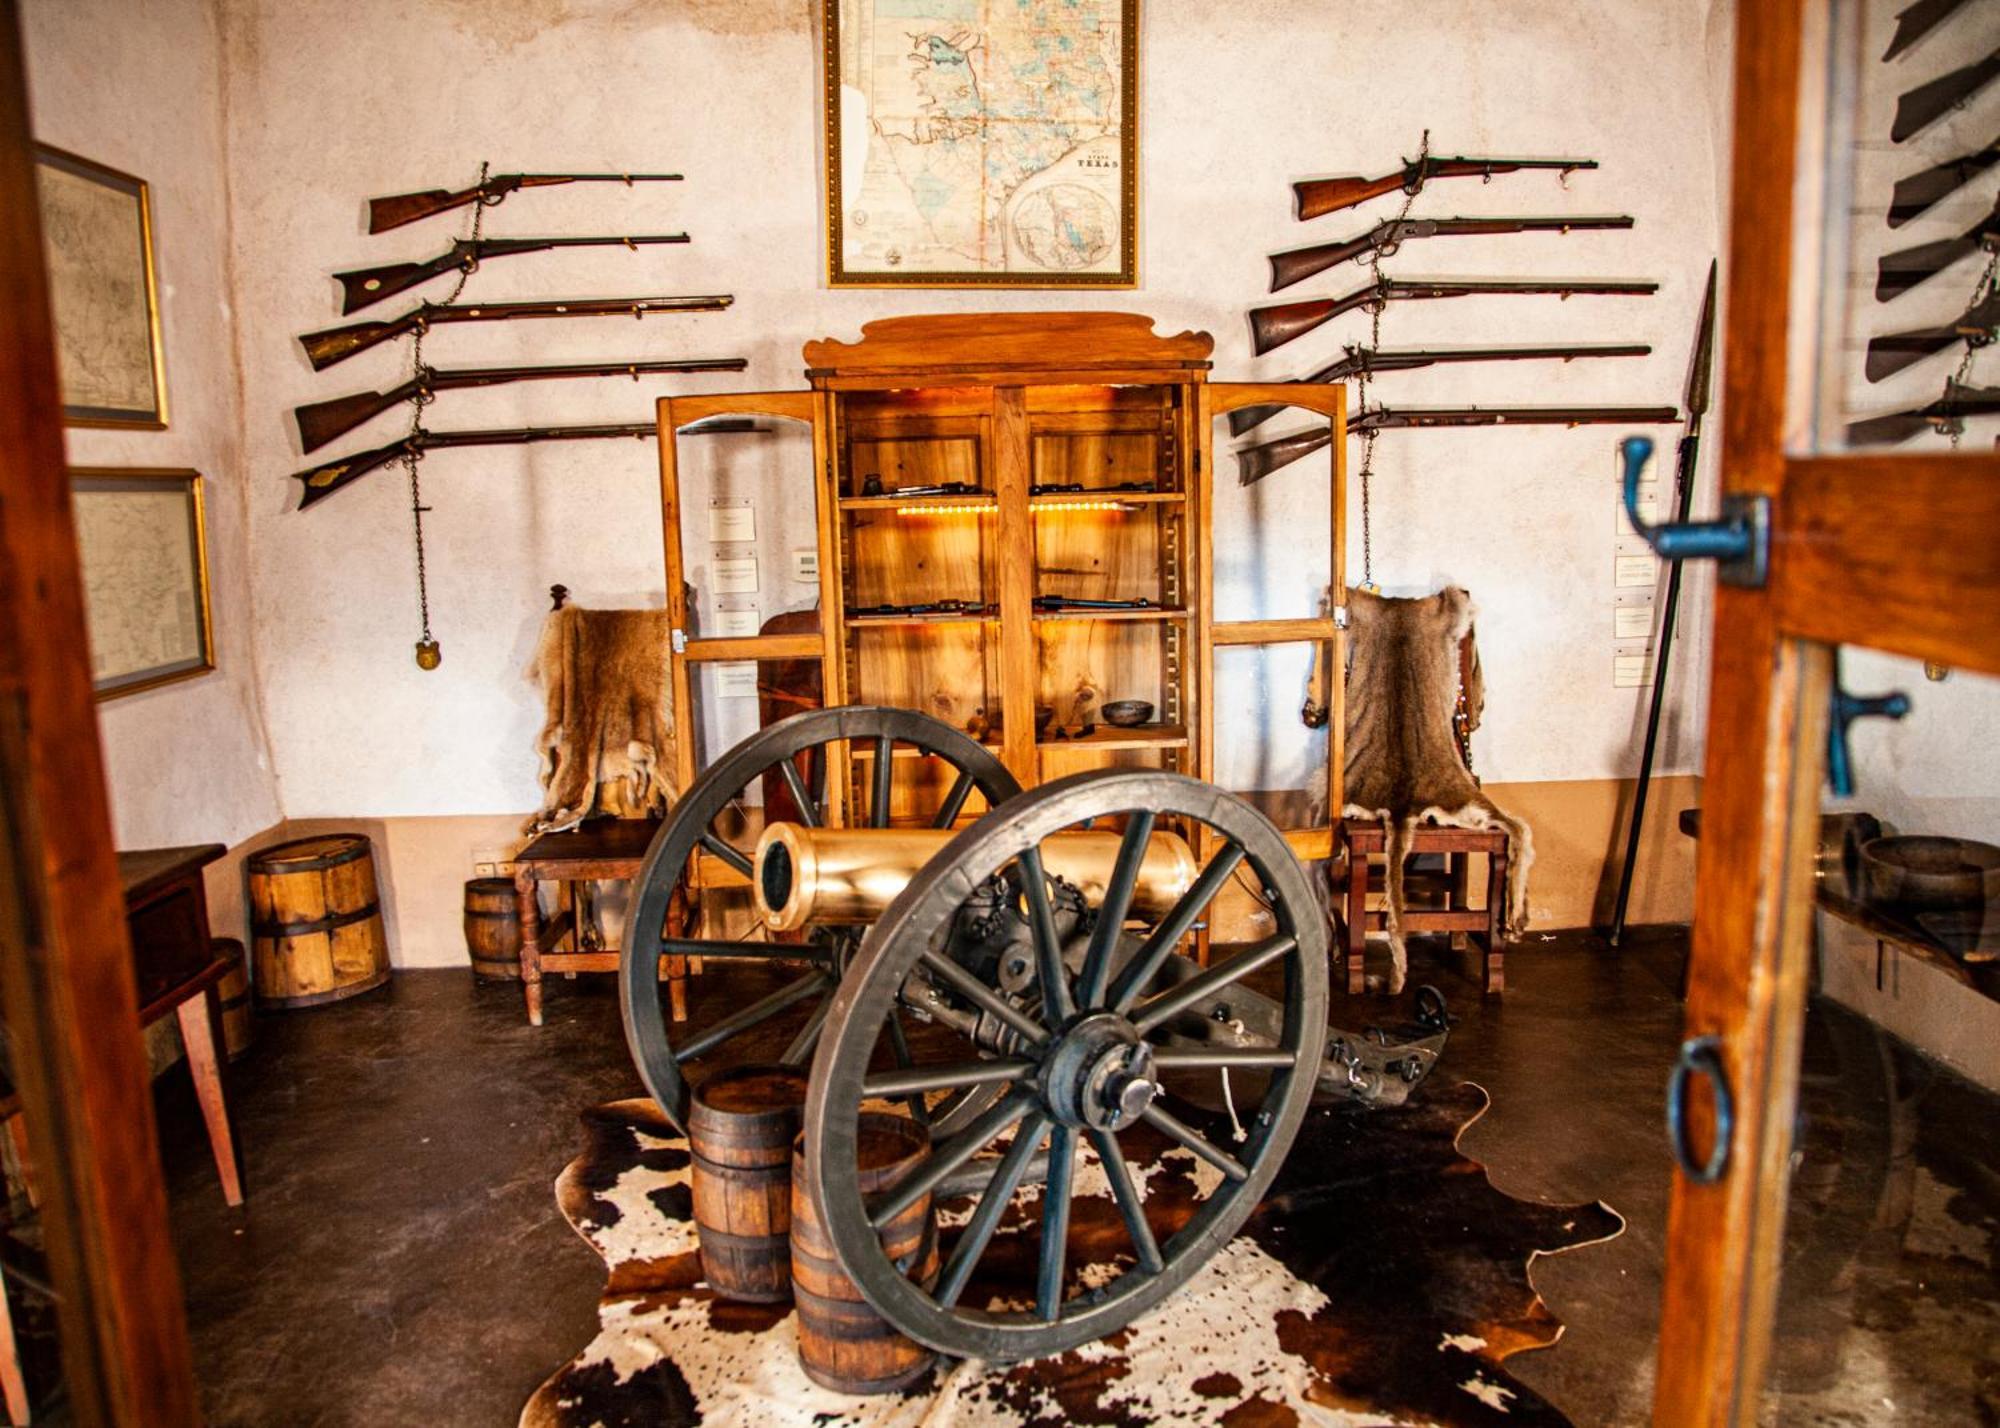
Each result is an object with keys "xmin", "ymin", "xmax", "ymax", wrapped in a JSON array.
[
  {"xmin": 513, "ymin": 819, "xmax": 678, "ymax": 1027},
  {"xmin": 119, "ymin": 844, "xmax": 242, "ymax": 1206}
]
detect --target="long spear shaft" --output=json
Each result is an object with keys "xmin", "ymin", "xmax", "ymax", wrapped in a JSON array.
[{"xmin": 1606, "ymin": 261, "xmax": 1717, "ymax": 947}]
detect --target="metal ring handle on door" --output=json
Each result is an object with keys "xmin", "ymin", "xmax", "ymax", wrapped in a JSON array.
[{"xmin": 1665, "ymin": 1034, "xmax": 1733, "ymax": 1185}]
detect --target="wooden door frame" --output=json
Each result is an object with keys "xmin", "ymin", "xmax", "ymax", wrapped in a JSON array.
[
  {"xmin": 1654, "ymin": 0, "xmax": 2000, "ymax": 1420},
  {"xmin": 0, "ymin": 2, "xmax": 201, "ymax": 1421}
]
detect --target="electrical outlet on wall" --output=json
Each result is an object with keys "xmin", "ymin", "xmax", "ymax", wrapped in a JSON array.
[
  {"xmin": 792, "ymin": 548, "xmax": 819, "ymax": 582},
  {"xmin": 473, "ymin": 848, "xmax": 514, "ymax": 878}
]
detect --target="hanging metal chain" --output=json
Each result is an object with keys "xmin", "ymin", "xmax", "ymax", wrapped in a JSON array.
[
  {"xmin": 404, "ymin": 161, "xmax": 491, "ymax": 669},
  {"xmin": 1352, "ymin": 130, "xmax": 1430, "ymax": 589},
  {"xmin": 1944, "ymin": 247, "xmax": 1997, "ymax": 450}
]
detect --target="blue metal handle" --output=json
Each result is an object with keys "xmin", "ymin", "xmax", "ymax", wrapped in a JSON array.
[
  {"xmin": 1622, "ymin": 435, "xmax": 1756, "ymax": 562},
  {"xmin": 1665, "ymin": 1034, "xmax": 1733, "ymax": 1185},
  {"xmin": 1826, "ymin": 651, "xmax": 1912, "ymax": 797}
]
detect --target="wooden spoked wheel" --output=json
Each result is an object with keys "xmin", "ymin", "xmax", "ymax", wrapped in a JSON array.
[
  {"xmin": 803, "ymin": 770, "xmax": 1328, "ymax": 1362},
  {"xmin": 620, "ymin": 706, "xmax": 1020, "ymax": 1132}
]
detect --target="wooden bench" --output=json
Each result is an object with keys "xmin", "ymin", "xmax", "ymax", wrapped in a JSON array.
[{"xmin": 1333, "ymin": 817, "xmax": 1510, "ymax": 995}]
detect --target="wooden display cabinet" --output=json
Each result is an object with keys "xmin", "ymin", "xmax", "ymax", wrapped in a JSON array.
[{"xmin": 654, "ymin": 312, "xmax": 1346, "ymax": 866}]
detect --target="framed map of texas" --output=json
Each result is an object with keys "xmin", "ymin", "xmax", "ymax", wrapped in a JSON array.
[{"xmin": 824, "ymin": 0, "xmax": 1137, "ymax": 287}]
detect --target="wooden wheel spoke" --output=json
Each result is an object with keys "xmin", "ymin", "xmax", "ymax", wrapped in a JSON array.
[
  {"xmin": 673, "ymin": 971, "xmax": 827, "ymax": 1063},
  {"xmin": 1141, "ymin": 1102, "xmax": 1249, "ymax": 1182},
  {"xmin": 1131, "ymin": 934, "xmax": 1298, "ymax": 1036},
  {"xmin": 1089, "ymin": 1127, "xmax": 1163, "ymax": 1274},
  {"xmin": 1079, "ymin": 811, "xmax": 1154, "ymax": 1008},
  {"xmin": 698, "ymin": 831, "xmax": 753, "ymax": 879},
  {"xmin": 932, "ymin": 768, "xmax": 977, "ymax": 829},
  {"xmin": 868, "ymin": 1089, "xmax": 1034, "ymax": 1231},
  {"xmin": 934, "ymin": 1113, "xmax": 1049, "ymax": 1309},
  {"xmin": 1108, "ymin": 842, "xmax": 1247, "ymax": 1013},
  {"xmin": 1035, "ymin": 1125, "xmax": 1077, "ymax": 1321},
  {"xmin": 884, "ymin": 1013, "xmax": 932, "ymax": 1126},
  {"xmin": 1016, "ymin": 847, "xmax": 1073, "ymax": 1023},
  {"xmin": 776, "ymin": 755, "xmax": 820, "ymax": 829},
  {"xmin": 779, "ymin": 995, "xmax": 833, "ymax": 1065},
  {"xmin": 863, "ymin": 1059, "xmax": 1032, "ymax": 1099},
  {"xmin": 919, "ymin": 949, "xmax": 1049, "ymax": 1047}
]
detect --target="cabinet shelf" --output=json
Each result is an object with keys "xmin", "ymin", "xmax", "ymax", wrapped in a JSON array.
[
  {"xmin": 840, "ymin": 493, "xmax": 994, "ymax": 511},
  {"xmin": 845, "ymin": 608, "xmax": 995, "ymax": 628},
  {"xmin": 1032, "ymin": 605, "xmax": 1189, "ymax": 623},
  {"xmin": 1039, "ymin": 722, "xmax": 1188, "ymax": 751}
]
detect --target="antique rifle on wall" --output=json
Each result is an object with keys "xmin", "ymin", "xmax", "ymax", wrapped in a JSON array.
[
  {"xmin": 368, "ymin": 172, "xmax": 683, "ymax": 233},
  {"xmin": 298, "ymin": 294, "xmax": 734, "ymax": 370},
  {"xmin": 292, "ymin": 418, "xmax": 755, "ymax": 509},
  {"xmin": 1292, "ymin": 155, "xmax": 1598, "ymax": 221},
  {"xmin": 1888, "ymin": 142, "xmax": 1999, "ymax": 226},
  {"xmin": 1892, "ymin": 48, "xmax": 2000, "ymax": 142},
  {"xmin": 335, "ymin": 234, "xmax": 691, "ymax": 313},
  {"xmin": 1249, "ymin": 276, "xmax": 1660, "ymax": 356},
  {"xmin": 1885, "ymin": 0, "xmax": 1976, "ymax": 61},
  {"xmin": 1605, "ymin": 262, "xmax": 1717, "ymax": 948},
  {"xmin": 1875, "ymin": 193, "xmax": 1999, "ymax": 300},
  {"xmin": 1846, "ymin": 380, "xmax": 2000, "ymax": 445},
  {"xmin": 1268, "ymin": 215, "xmax": 1635, "ymax": 292},
  {"xmin": 293, "ymin": 356, "xmax": 749, "ymax": 452},
  {"xmin": 1235, "ymin": 404, "xmax": 1679, "ymax": 485},
  {"xmin": 1864, "ymin": 288, "xmax": 2000, "ymax": 380},
  {"xmin": 1226, "ymin": 342, "xmax": 1653, "ymax": 436}
]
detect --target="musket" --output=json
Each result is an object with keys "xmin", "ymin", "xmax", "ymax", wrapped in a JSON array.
[
  {"xmin": 1864, "ymin": 288, "xmax": 2000, "ymax": 381},
  {"xmin": 292, "ymin": 418, "xmax": 754, "ymax": 509},
  {"xmin": 335, "ymin": 234, "xmax": 691, "ymax": 313},
  {"xmin": 1249, "ymin": 276, "xmax": 1660, "ymax": 356},
  {"xmin": 1269, "ymin": 215, "xmax": 1634, "ymax": 292},
  {"xmin": 1236, "ymin": 404, "xmax": 1679, "ymax": 485},
  {"xmin": 1226, "ymin": 342, "xmax": 1653, "ymax": 437},
  {"xmin": 1846, "ymin": 380, "xmax": 2000, "ymax": 446},
  {"xmin": 294, "ymin": 356, "xmax": 750, "ymax": 452},
  {"xmin": 298, "ymin": 294, "xmax": 733, "ymax": 371},
  {"xmin": 1893, "ymin": 48, "xmax": 1999, "ymax": 143},
  {"xmin": 1605, "ymin": 262, "xmax": 1718, "ymax": 949},
  {"xmin": 1884, "ymin": 0, "xmax": 1976, "ymax": 61},
  {"xmin": 1888, "ymin": 141, "xmax": 1998, "ymax": 227},
  {"xmin": 1876, "ymin": 193, "xmax": 2000, "ymax": 301},
  {"xmin": 368, "ymin": 172, "xmax": 684, "ymax": 233},
  {"xmin": 1293, "ymin": 155, "xmax": 1598, "ymax": 221}
]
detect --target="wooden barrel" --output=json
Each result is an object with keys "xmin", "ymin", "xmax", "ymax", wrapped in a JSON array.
[
  {"xmin": 462, "ymin": 877, "xmax": 522, "ymax": 981},
  {"xmin": 791, "ymin": 1114, "xmax": 938, "ymax": 1395},
  {"xmin": 247, "ymin": 834, "xmax": 390, "ymax": 1009},
  {"xmin": 689, "ymin": 1065, "xmax": 810, "ymax": 1304},
  {"xmin": 212, "ymin": 937, "xmax": 254, "ymax": 1059}
]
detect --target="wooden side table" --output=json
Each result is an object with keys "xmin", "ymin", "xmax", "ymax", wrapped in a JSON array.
[
  {"xmin": 1334, "ymin": 818, "xmax": 1510, "ymax": 995},
  {"xmin": 513, "ymin": 819, "xmax": 683, "ymax": 1027}
]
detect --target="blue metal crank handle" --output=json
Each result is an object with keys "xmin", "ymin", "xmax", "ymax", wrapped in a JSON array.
[
  {"xmin": 1826, "ymin": 650, "xmax": 1911, "ymax": 798},
  {"xmin": 1619, "ymin": 435, "xmax": 1771, "ymax": 587},
  {"xmin": 1665, "ymin": 1033, "xmax": 1733, "ymax": 1185}
]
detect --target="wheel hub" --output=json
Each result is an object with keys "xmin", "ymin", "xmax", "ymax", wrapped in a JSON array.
[{"xmin": 1041, "ymin": 1013, "xmax": 1157, "ymax": 1129}]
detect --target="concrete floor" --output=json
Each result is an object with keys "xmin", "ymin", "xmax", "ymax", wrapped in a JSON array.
[{"xmin": 151, "ymin": 927, "xmax": 1999, "ymax": 1427}]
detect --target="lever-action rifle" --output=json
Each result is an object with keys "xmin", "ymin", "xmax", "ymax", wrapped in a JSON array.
[
  {"xmin": 292, "ymin": 418, "xmax": 754, "ymax": 509},
  {"xmin": 1846, "ymin": 380, "xmax": 2000, "ymax": 445},
  {"xmin": 335, "ymin": 234, "xmax": 690, "ymax": 313},
  {"xmin": 1227, "ymin": 342, "xmax": 1652, "ymax": 436},
  {"xmin": 1884, "ymin": 0, "xmax": 1976, "ymax": 61},
  {"xmin": 1249, "ymin": 276, "xmax": 1660, "ymax": 356},
  {"xmin": 1293, "ymin": 155, "xmax": 1597, "ymax": 221},
  {"xmin": 1876, "ymin": 193, "xmax": 2000, "ymax": 301},
  {"xmin": 1889, "ymin": 142, "xmax": 1999, "ymax": 227},
  {"xmin": 1893, "ymin": 48, "xmax": 2000, "ymax": 143},
  {"xmin": 1269, "ymin": 215, "xmax": 1634, "ymax": 292},
  {"xmin": 368, "ymin": 172, "xmax": 683, "ymax": 233},
  {"xmin": 1237, "ymin": 404, "xmax": 1679, "ymax": 485},
  {"xmin": 1864, "ymin": 288, "xmax": 1999, "ymax": 381},
  {"xmin": 298, "ymin": 294, "xmax": 733, "ymax": 371},
  {"xmin": 294, "ymin": 356, "xmax": 750, "ymax": 452}
]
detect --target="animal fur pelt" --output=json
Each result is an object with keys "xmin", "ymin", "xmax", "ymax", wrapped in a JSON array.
[
  {"xmin": 1320, "ymin": 586, "xmax": 1534, "ymax": 993},
  {"xmin": 525, "ymin": 605, "xmax": 677, "ymax": 834}
]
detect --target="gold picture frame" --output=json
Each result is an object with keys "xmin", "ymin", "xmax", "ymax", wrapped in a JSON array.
[
  {"xmin": 35, "ymin": 144, "xmax": 169, "ymax": 428},
  {"xmin": 68, "ymin": 469, "xmax": 213, "ymax": 700},
  {"xmin": 823, "ymin": 0, "xmax": 1139, "ymax": 288}
]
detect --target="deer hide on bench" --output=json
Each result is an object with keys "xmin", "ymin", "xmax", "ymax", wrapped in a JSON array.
[
  {"xmin": 1319, "ymin": 585, "xmax": 1534, "ymax": 992},
  {"xmin": 525, "ymin": 605, "xmax": 677, "ymax": 835}
]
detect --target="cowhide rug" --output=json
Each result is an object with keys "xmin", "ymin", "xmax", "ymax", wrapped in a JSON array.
[{"xmin": 522, "ymin": 1084, "xmax": 1621, "ymax": 1427}]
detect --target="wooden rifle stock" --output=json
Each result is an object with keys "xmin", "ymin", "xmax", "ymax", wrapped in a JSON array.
[
  {"xmin": 366, "ymin": 172, "xmax": 683, "ymax": 233},
  {"xmin": 1292, "ymin": 172, "xmax": 1407, "ymax": 221},
  {"xmin": 1864, "ymin": 290, "xmax": 2000, "ymax": 382},
  {"xmin": 293, "ymin": 417, "xmax": 755, "ymax": 509},
  {"xmin": 1248, "ymin": 277, "xmax": 1659, "ymax": 356},
  {"xmin": 1268, "ymin": 214, "xmax": 1635, "ymax": 292},
  {"xmin": 1292, "ymin": 155, "xmax": 1599, "ymax": 221},
  {"xmin": 297, "ymin": 294, "xmax": 734, "ymax": 370},
  {"xmin": 1846, "ymin": 381, "xmax": 2000, "ymax": 446},
  {"xmin": 334, "ymin": 234, "xmax": 690, "ymax": 314},
  {"xmin": 1888, "ymin": 142, "xmax": 2000, "ymax": 228},
  {"xmin": 1876, "ymin": 195, "xmax": 2000, "ymax": 301},
  {"xmin": 293, "ymin": 355, "xmax": 750, "ymax": 452},
  {"xmin": 1236, "ymin": 403, "xmax": 1679, "ymax": 484},
  {"xmin": 1893, "ymin": 48, "xmax": 2000, "ymax": 142}
]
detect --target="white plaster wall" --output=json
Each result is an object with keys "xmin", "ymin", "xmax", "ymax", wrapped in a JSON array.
[
  {"xmin": 216, "ymin": 0, "xmax": 1732, "ymax": 824},
  {"xmin": 21, "ymin": 0, "xmax": 282, "ymax": 849}
]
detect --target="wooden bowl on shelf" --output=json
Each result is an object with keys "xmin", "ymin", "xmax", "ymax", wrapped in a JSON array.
[{"xmin": 1101, "ymin": 700, "xmax": 1154, "ymax": 727}]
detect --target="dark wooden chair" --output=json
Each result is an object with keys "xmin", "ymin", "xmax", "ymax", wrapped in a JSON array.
[
  {"xmin": 512, "ymin": 819, "xmax": 679, "ymax": 1027},
  {"xmin": 1333, "ymin": 819, "xmax": 1510, "ymax": 995}
]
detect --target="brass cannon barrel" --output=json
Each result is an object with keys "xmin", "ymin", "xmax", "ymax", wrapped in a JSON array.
[{"xmin": 753, "ymin": 823, "xmax": 1200, "ymax": 932}]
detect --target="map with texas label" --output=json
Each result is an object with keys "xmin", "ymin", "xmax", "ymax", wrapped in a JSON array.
[{"xmin": 828, "ymin": 0, "xmax": 1135, "ymax": 285}]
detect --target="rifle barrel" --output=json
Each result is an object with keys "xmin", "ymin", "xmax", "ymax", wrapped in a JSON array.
[
  {"xmin": 334, "ymin": 235, "xmax": 692, "ymax": 314},
  {"xmin": 298, "ymin": 294, "xmax": 733, "ymax": 370},
  {"xmin": 1268, "ymin": 215, "xmax": 1635, "ymax": 292},
  {"xmin": 1292, "ymin": 156, "xmax": 1598, "ymax": 220},
  {"xmin": 367, "ymin": 173, "xmax": 684, "ymax": 232},
  {"xmin": 1236, "ymin": 403, "xmax": 1678, "ymax": 484},
  {"xmin": 1248, "ymin": 277, "xmax": 1658, "ymax": 355}
]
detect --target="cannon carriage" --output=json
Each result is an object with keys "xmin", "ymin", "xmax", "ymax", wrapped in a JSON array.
[{"xmin": 618, "ymin": 705, "xmax": 1446, "ymax": 1363}]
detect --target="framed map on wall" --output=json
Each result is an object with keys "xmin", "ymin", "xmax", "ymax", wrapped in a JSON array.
[
  {"xmin": 69, "ymin": 469, "xmax": 213, "ymax": 700},
  {"xmin": 823, "ymin": 0, "xmax": 1137, "ymax": 287}
]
